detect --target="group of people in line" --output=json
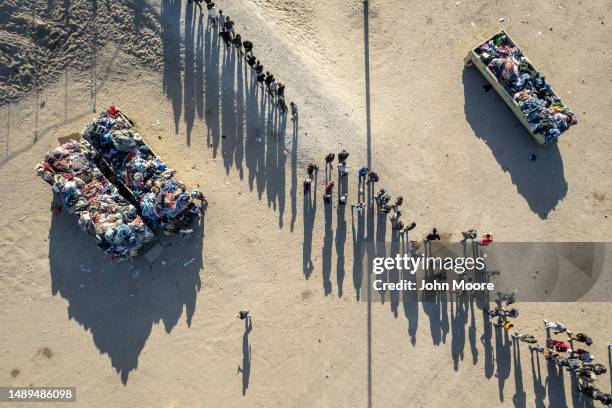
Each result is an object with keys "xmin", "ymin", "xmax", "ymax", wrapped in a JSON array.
[
  {"xmin": 487, "ymin": 291, "xmax": 612, "ymax": 406},
  {"xmin": 189, "ymin": 0, "xmax": 294, "ymax": 114},
  {"xmin": 302, "ymin": 151, "xmax": 497, "ymax": 246},
  {"xmin": 188, "ymin": 4, "xmax": 612, "ymax": 404}
]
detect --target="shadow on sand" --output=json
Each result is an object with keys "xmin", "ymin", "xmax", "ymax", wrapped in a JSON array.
[
  {"xmin": 462, "ymin": 67, "xmax": 567, "ymax": 220},
  {"xmin": 48, "ymin": 209, "xmax": 204, "ymax": 384}
]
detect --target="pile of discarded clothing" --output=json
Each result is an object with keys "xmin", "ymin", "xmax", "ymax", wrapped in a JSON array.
[
  {"xmin": 36, "ymin": 141, "xmax": 154, "ymax": 259},
  {"xmin": 476, "ymin": 33, "xmax": 577, "ymax": 143},
  {"xmin": 81, "ymin": 105, "xmax": 199, "ymax": 232}
]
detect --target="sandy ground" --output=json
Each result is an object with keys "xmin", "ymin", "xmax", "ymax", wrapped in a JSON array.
[{"xmin": 1, "ymin": 0, "xmax": 611, "ymax": 407}]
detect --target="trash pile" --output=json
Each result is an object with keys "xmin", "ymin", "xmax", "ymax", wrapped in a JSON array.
[
  {"xmin": 81, "ymin": 105, "xmax": 199, "ymax": 233},
  {"xmin": 36, "ymin": 141, "xmax": 154, "ymax": 259},
  {"xmin": 475, "ymin": 33, "xmax": 577, "ymax": 143}
]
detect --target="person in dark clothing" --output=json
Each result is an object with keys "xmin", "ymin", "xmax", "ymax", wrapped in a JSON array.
[
  {"xmin": 256, "ymin": 73, "xmax": 265, "ymax": 87},
  {"xmin": 338, "ymin": 149, "xmax": 349, "ymax": 163},
  {"xmin": 425, "ymin": 228, "xmax": 441, "ymax": 242},
  {"xmin": 247, "ymin": 54, "xmax": 257, "ymax": 68},
  {"xmin": 368, "ymin": 171, "xmax": 379, "ymax": 183},
  {"xmin": 224, "ymin": 17, "xmax": 235, "ymax": 35},
  {"xmin": 232, "ymin": 34, "xmax": 243, "ymax": 53},
  {"xmin": 219, "ymin": 29, "xmax": 232, "ymax": 47},
  {"xmin": 254, "ymin": 61, "xmax": 263, "ymax": 75},
  {"xmin": 243, "ymin": 40, "xmax": 253, "ymax": 57},
  {"xmin": 264, "ymin": 72, "xmax": 274, "ymax": 91}
]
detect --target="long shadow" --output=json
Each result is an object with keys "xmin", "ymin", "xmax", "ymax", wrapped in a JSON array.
[
  {"xmin": 531, "ymin": 353, "xmax": 547, "ymax": 408},
  {"xmin": 183, "ymin": 2, "xmax": 196, "ymax": 144},
  {"xmin": 48, "ymin": 208, "xmax": 203, "ymax": 384},
  {"xmin": 546, "ymin": 359, "xmax": 569, "ymax": 408},
  {"xmin": 204, "ymin": 17, "xmax": 220, "ymax": 157},
  {"xmin": 462, "ymin": 67, "xmax": 567, "ymax": 220},
  {"xmin": 302, "ymin": 165, "xmax": 316, "ymax": 279},
  {"xmin": 401, "ymin": 237, "xmax": 419, "ymax": 345},
  {"xmin": 237, "ymin": 316, "xmax": 252, "ymax": 396},
  {"xmin": 495, "ymin": 324, "xmax": 512, "ymax": 401},
  {"xmin": 450, "ymin": 292, "xmax": 467, "ymax": 371},
  {"xmin": 161, "ymin": 0, "xmax": 182, "ymax": 134},
  {"xmin": 221, "ymin": 44, "xmax": 237, "ymax": 173},
  {"xmin": 289, "ymin": 116, "xmax": 298, "ymax": 232},
  {"xmin": 322, "ymin": 201, "xmax": 333, "ymax": 296},
  {"xmin": 351, "ymin": 205, "xmax": 365, "ymax": 301},
  {"xmin": 512, "ymin": 340, "xmax": 527, "ymax": 408}
]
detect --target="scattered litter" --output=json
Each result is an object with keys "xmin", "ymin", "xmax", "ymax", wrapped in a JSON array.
[
  {"xmin": 529, "ymin": 154, "xmax": 537, "ymax": 161},
  {"xmin": 483, "ymin": 84, "xmax": 493, "ymax": 92},
  {"xmin": 499, "ymin": 17, "xmax": 505, "ymax": 22},
  {"xmin": 19, "ymin": 216, "xmax": 26, "ymax": 221},
  {"xmin": 184, "ymin": 258, "xmax": 195, "ymax": 267}
]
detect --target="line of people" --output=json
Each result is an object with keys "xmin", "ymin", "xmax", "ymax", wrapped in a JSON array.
[
  {"xmin": 191, "ymin": 0, "xmax": 293, "ymax": 114},
  {"xmin": 302, "ymin": 150, "xmax": 611, "ymax": 406}
]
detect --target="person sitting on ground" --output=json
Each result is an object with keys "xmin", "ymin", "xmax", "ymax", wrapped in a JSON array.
[
  {"xmin": 395, "ymin": 196, "xmax": 404, "ymax": 207},
  {"xmin": 324, "ymin": 181, "xmax": 334, "ymax": 194},
  {"xmin": 425, "ymin": 228, "xmax": 441, "ymax": 242},
  {"xmin": 338, "ymin": 149, "xmax": 349, "ymax": 163},
  {"xmin": 368, "ymin": 171, "xmax": 379, "ymax": 183},
  {"xmin": 512, "ymin": 332, "xmax": 538, "ymax": 344},
  {"xmin": 544, "ymin": 319, "xmax": 567, "ymax": 334},
  {"xmin": 339, "ymin": 193, "xmax": 347, "ymax": 205},
  {"xmin": 529, "ymin": 345, "xmax": 559, "ymax": 359},
  {"xmin": 568, "ymin": 331, "xmax": 594, "ymax": 346},
  {"xmin": 573, "ymin": 348, "xmax": 595, "ymax": 363},
  {"xmin": 582, "ymin": 362, "xmax": 607, "ymax": 375},
  {"xmin": 325, "ymin": 153, "xmax": 335, "ymax": 168},
  {"xmin": 479, "ymin": 232, "xmax": 494, "ymax": 246},
  {"xmin": 243, "ymin": 40, "xmax": 253, "ymax": 56},
  {"xmin": 551, "ymin": 339, "xmax": 572, "ymax": 353}
]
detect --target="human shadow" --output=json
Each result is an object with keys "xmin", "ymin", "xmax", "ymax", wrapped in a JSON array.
[
  {"xmin": 462, "ymin": 67, "xmax": 567, "ymax": 220},
  {"xmin": 183, "ymin": 1, "xmax": 197, "ymax": 144},
  {"xmin": 350, "ymin": 204, "xmax": 366, "ymax": 301},
  {"xmin": 530, "ymin": 352, "xmax": 548, "ymax": 408},
  {"xmin": 322, "ymin": 200, "xmax": 333, "ymax": 295},
  {"xmin": 303, "ymin": 166, "xmax": 316, "ymax": 279},
  {"xmin": 335, "ymin": 173, "xmax": 348, "ymax": 297},
  {"xmin": 546, "ymin": 358, "xmax": 569, "ymax": 408},
  {"xmin": 161, "ymin": 0, "xmax": 182, "ymax": 134},
  {"xmin": 237, "ymin": 316, "xmax": 252, "ymax": 396},
  {"xmin": 512, "ymin": 339, "xmax": 527, "ymax": 408},
  {"xmin": 48, "ymin": 208, "xmax": 203, "ymax": 384}
]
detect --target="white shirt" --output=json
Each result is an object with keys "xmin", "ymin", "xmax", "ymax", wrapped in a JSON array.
[{"xmin": 209, "ymin": 8, "xmax": 219, "ymax": 19}]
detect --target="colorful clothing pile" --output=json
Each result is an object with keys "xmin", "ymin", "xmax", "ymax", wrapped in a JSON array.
[
  {"xmin": 36, "ymin": 141, "xmax": 154, "ymax": 259},
  {"xmin": 81, "ymin": 106, "xmax": 196, "ymax": 231},
  {"xmin": 475, "ymin": 33, "xmax": 577, "ymax": 143}
]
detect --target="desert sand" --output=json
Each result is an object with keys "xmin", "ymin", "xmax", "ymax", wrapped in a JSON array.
[{"xmin": 0, "ymin": 0, "xmax": 611, "ymax": 407}]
